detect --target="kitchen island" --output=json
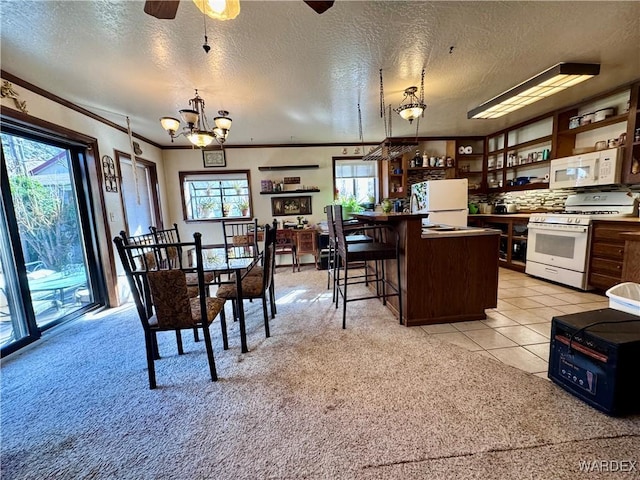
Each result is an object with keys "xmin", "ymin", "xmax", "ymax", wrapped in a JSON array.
[{"xmin": 352, "ymin": 212, "xmax": 500, "ymax": 326}]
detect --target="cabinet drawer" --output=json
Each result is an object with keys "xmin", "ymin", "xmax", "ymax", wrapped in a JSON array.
[
  {"xmin": 591, "ymin": 242, "xmax": 625, "ymax": 260},
  {"xmin": 590, "ymin": 257, "xmax": 623, "ymax": 277},
  {"xmin": 589, "ymin": 272, "xmax": 621, "ymax": 291},
  {"xmin": 591, "ymin": 223, "xmax": 640, "ymax": 242}
]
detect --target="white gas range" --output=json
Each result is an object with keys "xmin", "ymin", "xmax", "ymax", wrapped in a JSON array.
[{"xmin": 526, "ymin": 192, "xmax": 638, "ymax": 290}]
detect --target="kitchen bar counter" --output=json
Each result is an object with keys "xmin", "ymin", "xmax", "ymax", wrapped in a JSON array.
[{"xmin": 352, "ymin": 212, "xmax": 500, "ymax": 326}]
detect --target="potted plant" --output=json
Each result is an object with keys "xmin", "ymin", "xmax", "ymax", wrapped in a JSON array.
[
  {"xmin": 336, "ymin": 194, "xmax": 364, "ymax": 219},
  {"xmin": 199, "ymin": 199, "xmax": 216, "ymax": 218},
  {"xmin": 238, "ymin": 198, "xmax": 250, "ymax": 216}
]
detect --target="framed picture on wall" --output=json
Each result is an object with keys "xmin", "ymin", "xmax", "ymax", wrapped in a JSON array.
[
  {"xmin": 202, "ymin": 149, "xmax": 226, "ymax": 168},
  {"xmin": 271, "ymin": 196, "xmax": 312, "ymax": 216}
]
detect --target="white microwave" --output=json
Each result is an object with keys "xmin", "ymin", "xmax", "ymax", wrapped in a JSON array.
[{"xmin": 549, "ymin": 147, "xmax": 623, "ymax": 189}]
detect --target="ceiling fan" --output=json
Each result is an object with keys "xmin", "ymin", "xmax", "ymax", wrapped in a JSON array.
[{"xmin": 143, "ymin": 1, "xmax": 334, "ymax": 19}]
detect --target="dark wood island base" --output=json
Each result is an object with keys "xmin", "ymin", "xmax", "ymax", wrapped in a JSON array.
[{"xmin": 352, "ymin": 212, "xmax": 500, "ymax": 327}]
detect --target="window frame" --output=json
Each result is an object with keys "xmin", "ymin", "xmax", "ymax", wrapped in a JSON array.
[
  {"xmin": 332, "ymin": 156, "xmax": 379, "ymax": 204},
  {"xmin": 179, "ymin": 170, "xmax": 253, "ymax": 223}
]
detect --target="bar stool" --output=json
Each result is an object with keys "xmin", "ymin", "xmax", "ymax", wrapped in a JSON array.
[
  {"xmin": 333, "ymin": 205, "xmax": 402, "ymax": 328},
  {"xmin": 325, "ymin": 205, "xmax": 372, "ymax": 303}
]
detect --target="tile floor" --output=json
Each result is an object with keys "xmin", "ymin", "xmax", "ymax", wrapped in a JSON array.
[{"xmin": 419, "ymin": 268, "xmax": 609, "ymax": 379}]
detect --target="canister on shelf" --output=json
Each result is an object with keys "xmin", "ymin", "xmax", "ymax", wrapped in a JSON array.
[
  {"xmin": 580, "ymin": 113, "xmax": 595, "ymax": 125},
  {"xmin": 569, "ymin": 116, "xmax": 581, "ymax": 129}
]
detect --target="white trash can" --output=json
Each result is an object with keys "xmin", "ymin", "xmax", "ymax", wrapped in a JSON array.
[{"xmin": 606, "ymin": 282, "xmax": 640, "ymax": 316}]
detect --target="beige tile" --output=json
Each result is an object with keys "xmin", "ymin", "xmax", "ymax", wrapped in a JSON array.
[
  {"xmin": 527, "ymin": 284, "xmax": 574, "ymax": 295},
  {"xmin": 527, "ymin": 295, "xmax": 570, "ymax": 307},
  {"xmin": 488, "ymin": 346, "xmax": 549, "ymax": 374},
  {"xmin": 554, "ymin": 302, "xmax": 608, "ymax": 314},
  {"xmin": 526, "ymin": 322, "xmax": 552, "ymax": 338},
  {"xmin": 498, "ymin": 287, "xmax": 542, "ymax": 298},
  {"xmin": 534, "ymin": 372, "xmax": 551, "ymax": 380},
  {"xmin": 462, "ymin": 329, "xmax": 518, "ymax": 349},
  {"xmin": 482, "ymin": 311, "xmax": 520, "ymax": 328},
  {"xmin": 451, "ymin": 320, "xmax": 491, "ymax": 332},
  {"xmin": 475, "ymin": 350, "xmax": 498, "ymax": 361},
  {"xmin": 498, "ymin": 279, "xmax": 531, "ymax": 288},
  {"xmin": 420, "ymin": 323, "xmax": 458, "ymax": 334},
  {"xmin": 551, "ymin": 292, "xmax": 607, "ymax": 304},
  {"xmin": 495, "ymin": 299, "xmax": 517, "ymax": 310},
  {"xmin": 501, "ymin": 309, "xmax": 548, "ymax": 325},
  {"xmin": 500, "ymin": 297, "xmax": 546, "ymax": 309},
  {"xmin": 431, "ymin": 332, "xmax": 483, "ymax": 352},
  {"xmin": 524, "ymin": 343, "xmax": 551, "ymax": 361},
  {"xmin": 519, "ymin": 278, "xmax": 550, "ymax": 287},
  {"xmin": 494, "ymin": 325, "xmax": 549, "ymax": 345},
  {"xmin": 554, "ymin": 304, "xmax": 589, "ymax": 315}
]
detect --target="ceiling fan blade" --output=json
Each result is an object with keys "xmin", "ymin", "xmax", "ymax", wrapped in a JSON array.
[
  {"xmin": 303, "ymin": 1, "xmax": 335, "ymax": 14},
  {"xmin": 144, "ymin": 1, "xmax": 180, "ymax": 19}
]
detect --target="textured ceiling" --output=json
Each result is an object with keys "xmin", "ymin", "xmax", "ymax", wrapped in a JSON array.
[{"xmin": 1, "ymin": 1, "xmax": 639, "ymax": 147}]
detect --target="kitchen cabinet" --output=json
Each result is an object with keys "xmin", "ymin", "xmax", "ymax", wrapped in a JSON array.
[
  {"xmin": 486, "ymin": 117, "xmax": 553, "ymax": 193},
  {"xmin": 454, "ymin": 138, "xmax": 485, "ymax": 192},
  {"xmin": 555, "ymin": 85, "xmax": 633, "ymax": 185},
  {"xmin": 364, "ymin": 140, "xmax": 415, "ymax": 199},
  {"xmin": 588, "ymin": 221, "xmax": 640, "ymax": 291},
  {"xmin": 622, "ymin": 82, "xmax": 640, "ymax": 184},
  {"xmin": 467, "ymin": 215, "xmax": 530, "ymax": 272},
  {"xmin": 621, "ymin": 231, "xmax": 640, "ymax": 283},
  {"xmin": 365, "ymin": 138, "xmax": 479, "ymax": 199}
]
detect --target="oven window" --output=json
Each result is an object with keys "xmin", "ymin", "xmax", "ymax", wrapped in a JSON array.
[{"xmin": 535, "ymin": 233, "xmax": 576, "ymax": 258}]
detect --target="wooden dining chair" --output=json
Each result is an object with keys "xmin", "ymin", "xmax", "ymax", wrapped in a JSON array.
[
  {"xmin": 114, "ymin": 232, "xmax": 226, "ymax": 389},
  {"xmin": 122, "ymin": 227, "xmax": 215, "ymax": 342},
  {"xmin": 216, "ymin": 224, "xmax": 276, "ymax": 339},
  {"xmin": 275, "ymin": 228, "xmax": 299, "ymax": 272}
]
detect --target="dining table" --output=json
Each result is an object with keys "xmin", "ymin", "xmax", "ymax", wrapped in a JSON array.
[{"xmin": 198, "ymin": 243, "xmax": 259, "ymax": 354}]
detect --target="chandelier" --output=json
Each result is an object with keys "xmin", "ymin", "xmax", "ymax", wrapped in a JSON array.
[
  {"xmin": 160, "ymin": 89, "xmax": 232, "ymax": 148},
  {"xmin": 393, "ymin": 69, "xmax": 426, "ymax": 124}
]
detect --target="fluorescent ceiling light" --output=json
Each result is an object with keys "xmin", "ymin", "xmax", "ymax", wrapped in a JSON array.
[{"xmin": 468, "ymin": 63, "xmax": 600, "ymax": 119}]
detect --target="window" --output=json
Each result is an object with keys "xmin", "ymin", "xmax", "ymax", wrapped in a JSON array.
[
  {"xmin": 334, "ymin": 159, "xmax": 378, "ymax": 204},
  {"xmin": 180, "ymin": 170, "xmax": 252, "ymax": 221}
]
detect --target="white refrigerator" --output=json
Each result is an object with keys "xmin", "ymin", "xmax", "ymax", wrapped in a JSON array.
[{"xmin": 410, "ymin": 178, "xmax": 468, "ymax": 227}]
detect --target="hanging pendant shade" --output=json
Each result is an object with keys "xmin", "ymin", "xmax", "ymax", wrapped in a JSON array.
[{"xmin": 193, "ymin": 0, "xmax": 240, "ymax": 21}]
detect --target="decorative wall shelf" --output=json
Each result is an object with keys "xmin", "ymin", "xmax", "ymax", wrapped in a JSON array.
[
  {"xmin": 260, "ymin": 189, "xmax": 320, "ymax": 195},
  {"xmin": 258, "ymin": 165, "xmax": 319, "ymax": 171}
]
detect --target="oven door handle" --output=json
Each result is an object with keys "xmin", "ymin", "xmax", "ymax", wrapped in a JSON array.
[{"xmin": 527, "ymin": 223, "xmax": 589, "ymax": 234}]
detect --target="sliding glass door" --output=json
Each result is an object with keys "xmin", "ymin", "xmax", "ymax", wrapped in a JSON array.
[{"xmin": 1, "ymin": 130, "xmax": 102, "ymax": 354}]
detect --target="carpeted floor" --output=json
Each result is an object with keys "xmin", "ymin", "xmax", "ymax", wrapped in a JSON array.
[{"xmin": 1, "ymin": 268, "xmax": 639, "ymax": 479}]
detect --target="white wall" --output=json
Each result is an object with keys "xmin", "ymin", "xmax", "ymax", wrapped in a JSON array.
[
  {"xmin": 1, "ymin": 76, "xmax": 165, "ymax": 305},
  {"xmin": 161, "ymin": 145, "xmax": 368, "ymax": 246}
]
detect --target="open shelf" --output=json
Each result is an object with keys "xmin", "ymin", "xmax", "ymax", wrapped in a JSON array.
[
  {"xmin": 258, "ymin": 164, "xmax": 319, "ymax": 171},
  {"xmin": 557, "ymin": 114, "xmax": 628, "ymax": 136},
  {"xmin": 260, "ymin": 189, "xmax": 320, "ymax": 195}
]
